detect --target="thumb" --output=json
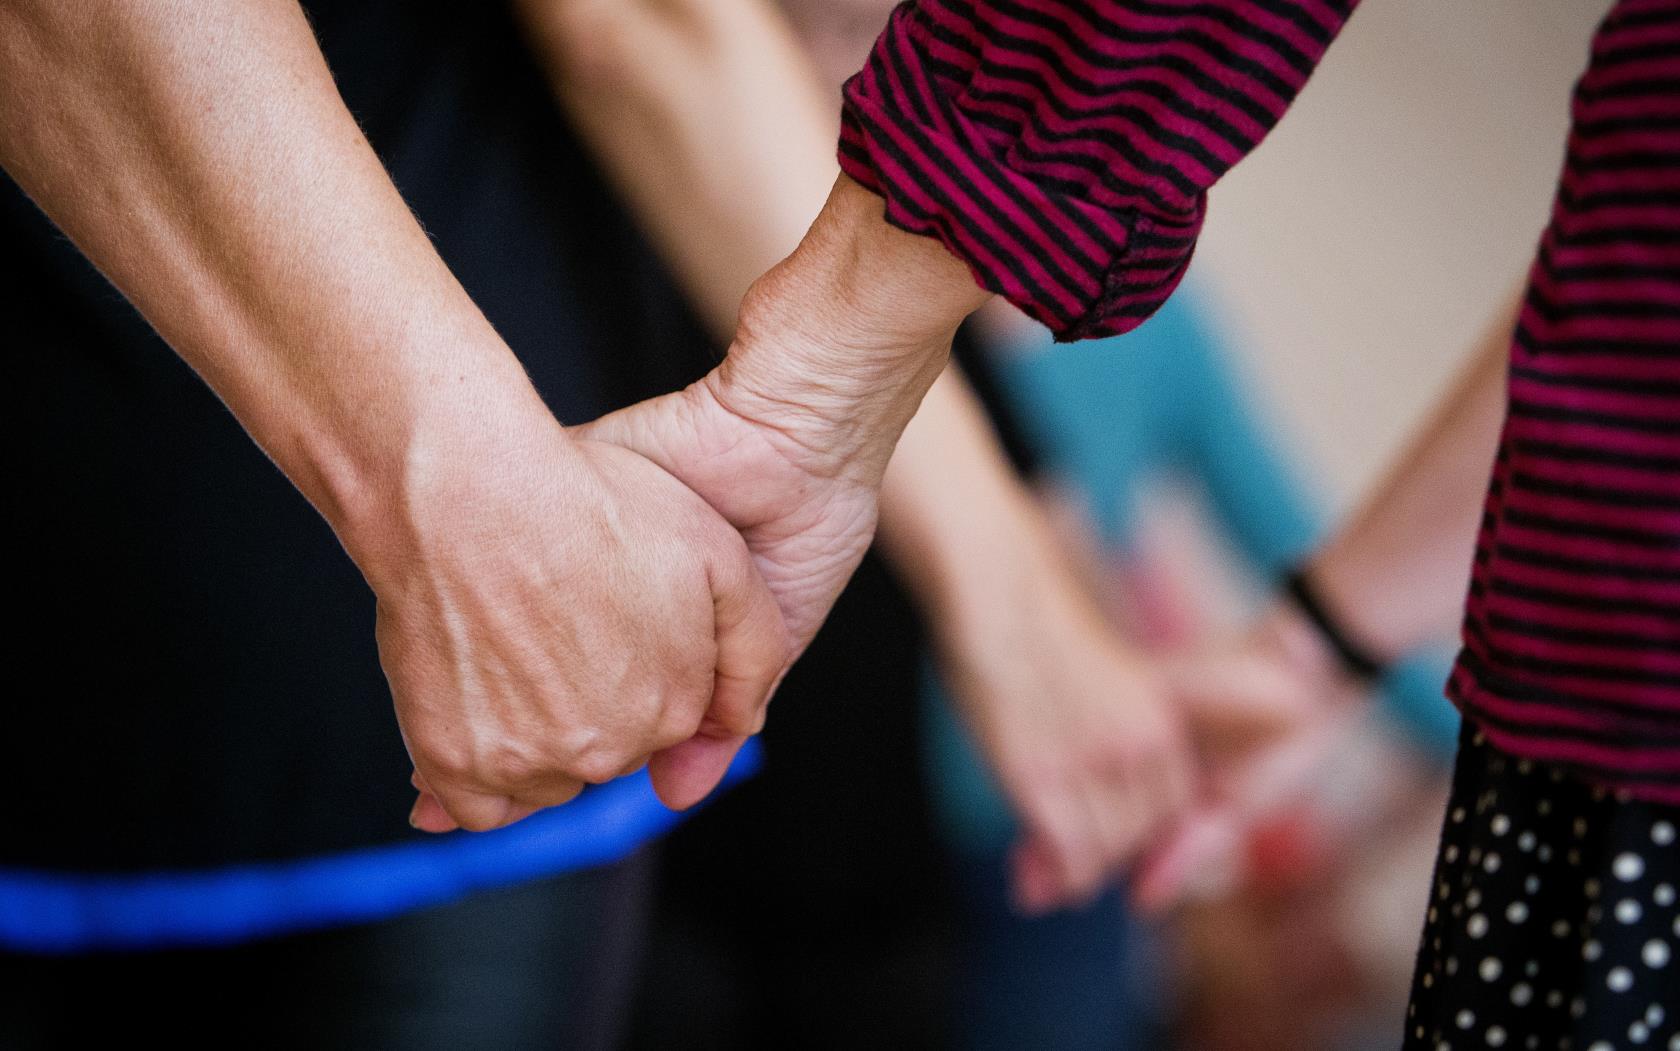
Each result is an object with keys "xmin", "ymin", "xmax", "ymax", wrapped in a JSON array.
[
  {"xmin": 570, "ymin": 395, "xmax": 676, "ymax": 466},
  {"xmin": 408, "ymin": 768, "xmax": 459, "ymax": 833},
  {"xmin": 649, "ymin": 528, "xmax": 790, "ymax": 810},
  {"xmin": 648, "ymin": 734, "xmax": 750, "ymax": 811}
]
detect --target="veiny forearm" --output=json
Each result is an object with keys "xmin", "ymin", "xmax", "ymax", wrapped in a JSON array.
[
  {"xmin": 0, "ymin": 1, "xmax": 543, "ymax": 553},
  {"xmin": 1306, "ymin": 291, "xmax": 1520, "ymax": 662}
]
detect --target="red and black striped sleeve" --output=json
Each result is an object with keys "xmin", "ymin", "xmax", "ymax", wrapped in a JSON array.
[{"xmin": 838, "ymin": 0, "xmax": 1360, "ymax": 341}]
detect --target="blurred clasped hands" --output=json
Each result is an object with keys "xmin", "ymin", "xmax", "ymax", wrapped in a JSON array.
[{"xmin": 388, "ymin": 177, "xmax": 1350, "ymax": 915}]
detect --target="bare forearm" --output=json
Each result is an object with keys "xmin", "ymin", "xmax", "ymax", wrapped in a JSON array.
[
  {"xmin": 1305, "ymin": 293, "xmax": 1519, "ymax": 662},
  {"xmin": 878, "ymin": 366, "xmax": 1053, "ymax": 625},
  {"xmin": 520, "ymin": 0, "xmax": 836, "ymax": 336},
  {"xmin": 0, "ymin": 1, "xmax": 544, "ymax": 556}
]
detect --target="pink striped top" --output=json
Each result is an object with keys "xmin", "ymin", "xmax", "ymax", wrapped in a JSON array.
[{"xmin": 839, "ymin": 0, "xmax": 1680, "ymax": 801}]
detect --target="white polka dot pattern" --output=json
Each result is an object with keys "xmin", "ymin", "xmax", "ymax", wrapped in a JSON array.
[{"xmin": 1404, "ymin": 728, "xmax": 1679, "ymax": 1050}]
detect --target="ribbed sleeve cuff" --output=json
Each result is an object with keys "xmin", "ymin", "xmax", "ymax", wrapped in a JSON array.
[{"xmin": 838, "ymin": 0, "xmax": 1355, "ymax": 341}]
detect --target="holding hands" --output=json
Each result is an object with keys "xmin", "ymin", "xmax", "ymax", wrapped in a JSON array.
[
  {"xmin": 404, "ymin": 176, "xmax": 983, "ymax": 829},
  {"xmin": 400, "ymin": 178, "xmax": 1325, "ymax": 925},
  {"xmin": 367, "ymin": 404, "xmax": 790, "ymax": 832},
  {"xmin": 0, "ymin": 0, "xmax": 1481, "ymax": 920}
]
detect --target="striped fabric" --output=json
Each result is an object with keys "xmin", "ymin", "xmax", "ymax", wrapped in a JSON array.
[
  {"xmin": 840, "ymin": 0, "xmax": 1680, "ymax": 801},
  {"xmin": 837, "ymin": 0, "xmax": 1358, "ymax": 340},
  {"xmin": 1449, "ymin": 0, "xmax": 1680, "ymax": 804}
]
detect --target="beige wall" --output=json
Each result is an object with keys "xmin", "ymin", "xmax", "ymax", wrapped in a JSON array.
[{"xmin": 1192, "ymin": 0, "xmax": 1613, "ymax": 511}]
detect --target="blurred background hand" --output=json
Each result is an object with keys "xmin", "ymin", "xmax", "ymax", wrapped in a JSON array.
[
  {"xmin": 931, "ymin": 539, "xmax": 1192, "ymax": 915},
  {"xmin": 1132, "ymin": 600, "xmax": 1355, "ymax": 912}
]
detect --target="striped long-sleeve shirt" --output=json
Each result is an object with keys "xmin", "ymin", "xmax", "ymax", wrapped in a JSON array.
[{"xmin": 839, "ymin": 0, "xmax": 1680, "ymax": 802}]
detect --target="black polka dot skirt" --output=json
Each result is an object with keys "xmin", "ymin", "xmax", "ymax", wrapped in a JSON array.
[{"xmin": 1404, "ymin": 723, "xmax": 1679, "ymax": 1051}]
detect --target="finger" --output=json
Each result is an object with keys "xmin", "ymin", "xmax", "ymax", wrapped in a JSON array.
[
  {"xmin": 513, "ymin": 777, "xmax": 588, "ymax": 811},
  {"xmin": 1169, "ymin": 656, "xmax": 1312, "ymax": 758},
  {"xmin": 428, "ymin": 776, "xmax": 583, "ymax": 833},
  {"xmin": 649, "ymin": 533, "xmax": 789, "ymax": 810},
  {"xmin": 647, "ymin": 732, "xmax": 748, "ymax": 811},
  {"xmin": 1131, "ymin": 732, "xmax": 1196, "ymax": 853},
  {"xmin": 1158, "ymin": 738, "xmax": 1197, "ymax": 819},
  {"xmin": 705, "ymin": 532, "xmax": 792, "ymax": 738},
  {"xmin": 1129, "ymin": 805, "xmax": 1244, "ymax": 914},
  {"xmin": 1014, "ymin": 778, "xmax": 1102, "ymax": 913},
  {"xmin": 408, "ymin": 769, "xmax": 459, "ymax": 833},
  {"xmin": 1009, "ymin": 835, "xmax": 1064, "ymax": 915},
  {"xmin": 568, "ymin": 399, "xmax": 662, "ymax": 459},
  {"xmin": 426, "ymin": 783, "xmax": 519, "ymax": 833},
  {"xmin": 497, "ymin": 802, "xmax": 543, "ymax": 826},
  {"xmin": 1083, "ymin": 765, "xmax": 1144, "ymax": 891},
  {"xmin": 409, "ymin": 789, "xmax": 458, "ymax": 834}
]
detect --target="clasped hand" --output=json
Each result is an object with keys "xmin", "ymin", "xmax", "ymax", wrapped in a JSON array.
[
  {"xmin": 390, "ymin": 179, "xmax": 972, "ymax": 834},
  {"xmin": 366, "ymin": 400, "xmax": 792, "ymax": 833}
]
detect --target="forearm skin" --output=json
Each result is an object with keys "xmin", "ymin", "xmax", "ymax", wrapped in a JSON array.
[
  {"xmin": 0, "ymin": 1, "xmax": 548, "ymax": 568},
  {"xmin": 1305, "ymin": 293, "xmax": 1520, "ymax": 663}
]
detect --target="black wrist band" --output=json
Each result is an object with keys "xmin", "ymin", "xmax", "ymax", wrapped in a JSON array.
[{"xmin": 1282, "ymin": 567, "xmax": 1387, "ymax": 683}]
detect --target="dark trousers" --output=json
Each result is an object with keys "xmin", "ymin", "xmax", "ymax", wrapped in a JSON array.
[{"xmin": 0, "ymin": 854, "xmax": 651, "ymax": 1050}]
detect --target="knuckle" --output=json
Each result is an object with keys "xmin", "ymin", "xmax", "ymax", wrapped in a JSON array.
[
  {"xmin": 419, "ymin": 740, "xmax": 476, "ymax": 784},
  {"xmin": 667, "ymin": 652, "xmax": 717, "ymax": 702},
  {"xmin": 654, "ymin": 704, "xmax": 706, "ymax": 750},
  {"xmin": 479, "ymin": 740, "xmax": 551, "ymax": 788},
  {"xmin": 569, "ymin": 745, "xmax": 631, "ymax": 786}
]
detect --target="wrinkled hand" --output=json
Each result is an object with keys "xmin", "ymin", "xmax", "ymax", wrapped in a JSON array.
[
  {"xmin": 934, "ymin": 557, "xmax": 1194, "ymax": 913},
  {"xmin": 564, "ymin": 308, "xmax": 956, "ymax": 824},
  {"xmin": 571, "ymin": 369, "xmax": 882, "ymax": 668},
  {"xmin": 359, "ymin": 405, "xmax": 790, "ymax": 832},
  {"xmin": 1132, "ymin": 602, "xmax": 1350, "ymax": 911},
  {"xmin": 574, "ymin": 180, "xmax": 984, "ymax": 670}
]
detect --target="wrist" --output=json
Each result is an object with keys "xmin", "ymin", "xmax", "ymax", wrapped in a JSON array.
[
  {"xmin": 1258, "ymin": 595, "xmax": 1349, "ymax": 692},
  {"xmin": 311, "ymin": 355, "xmax": 564, "ymax": 590},
  {"xmin": 1297, "ymin": 541, "xmax": 1410, "ymax": 670},
  {"xmin": 708, "ymin": 176, "xmax": 989, "ymax": 483},
  {"xmin": 788, "ymin": 174, "xmax": 991, "ymax": 351},
  {"xmin": 1263, "ymin": 559, "xmax": 1396, "ymax": 692}
]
